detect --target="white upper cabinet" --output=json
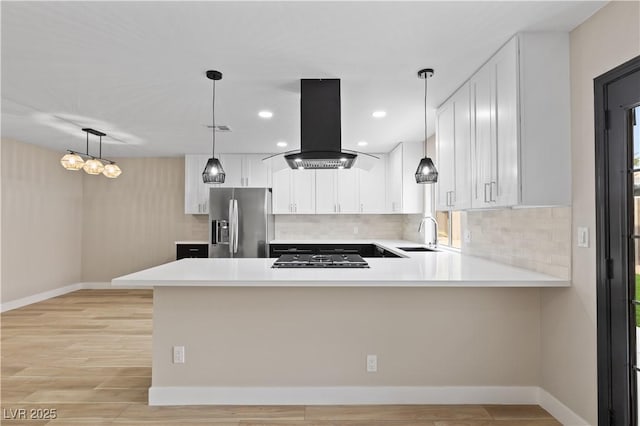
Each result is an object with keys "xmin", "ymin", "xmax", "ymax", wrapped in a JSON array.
[
  {"xmin": 453, "ymin": 83, "xmax": 472, "ymax": 210},
  {"xmin": 290, "ymin": 170, "xmax": 316, "ymax": 214},
  {"xmin": 185, "ymin": 154, "xmax": 213, "ymax": 215},
  {"xmin": 315, "ymin": 170, "xmax": 338, "ymax": 213},
  {"xmin": 218, "ymin": 154, "xmax": 243, "ymax": 187},
  {"xmin": 464, "ymin": 32, "xmax": 570, "ymax": 209},
  {"xmin": 387, "ymin": 141, "xmax": 425, "ymax": 214},
  {"xmin": 387, "ymin": 145, "xmax": 403, "ymax": 213},
  {"xmin": 272, "ymin": 168, "xmax": 316, "ymax": 214},
  {"xmin": 218, "ymin": 154, "xmax": 271, "ymax": 188},
  {"xmin": 435, "ymin": 101, "xmax": 455, "ymax": 210},
  {"xmin": 358, "ymin": 154, "xmax": 387, "ymax": 213},
  {"xmin": 243, "ymin": 154, "xmax": 271, "ymax": 187},
  {"xmin": 315, "ymin": 169, "xmax": 359, "ymax": 214}
]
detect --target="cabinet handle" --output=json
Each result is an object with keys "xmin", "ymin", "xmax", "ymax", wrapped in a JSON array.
[
  {"xmin": 360, "ymin": 203, "xmax": 364, "ymax": 213},
  {"xmin": 294, "ymin": 203, "xmax": 297, "ymax": 213},
  {"xmin": 490, "ymin": 181, "xmax": 497, "ymax": 202},
  {"xmin": 484, "ymin": 183, "xmax": 490, "ymax": 203},
  {"xmin": 334, "ymin": 203, "xmax": 337, "ymax": 213},
  {"xmin": 338, "ymin": 204, "xmax": 341, "ymax": 213}
]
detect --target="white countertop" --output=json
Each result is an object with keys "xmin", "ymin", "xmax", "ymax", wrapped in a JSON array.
[
  {"xmin": 113, "ymin": 240, "xmax": 569, "ymax": 288},
  {"xmin": 175, "ymin": 241, "xmax": 208, "ymax": 245}
]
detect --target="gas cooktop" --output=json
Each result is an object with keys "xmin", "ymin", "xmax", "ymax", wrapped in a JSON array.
[{"xmin": 272, "ymin": 254, "xmax": 369, "ymax": 268}]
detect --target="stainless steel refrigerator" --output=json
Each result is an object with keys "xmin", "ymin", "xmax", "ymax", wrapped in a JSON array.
[{"xmin": 209, "ymin": 187, "xmax": 274, "ymax": 258}]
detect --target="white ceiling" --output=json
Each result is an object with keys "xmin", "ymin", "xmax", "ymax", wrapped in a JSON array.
[{"xmin": 1, "ymin": 1, "xmax": 605, "ymax": 158}]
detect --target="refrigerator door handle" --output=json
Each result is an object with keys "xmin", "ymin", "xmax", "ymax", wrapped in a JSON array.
[
  {"xmin": 233, "ymin": 199, "xmax": 239, "ymax": 253},
  {"xmin": 228, "ymin": 200, "xmax": 234, "ymax": 255}
]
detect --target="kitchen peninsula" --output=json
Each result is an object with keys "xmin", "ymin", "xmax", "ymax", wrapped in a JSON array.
[{"xmin": 112, "ymin": 240, "xmax": 568, "ymax": 406}]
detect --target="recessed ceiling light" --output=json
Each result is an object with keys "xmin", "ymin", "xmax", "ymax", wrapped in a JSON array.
[
  {"xmin": 258, "ymin": 111, "xmax": 273, "ymax": 119},
  {"xmin": 372, "ymin": 111, "xmax": 386, "ymax": 118},
  {"xmin": 357, "ymin": 141, "xmax": 368, "ymax": 147},
  {"xmin": 277, "ymin": 141, "xmax": 288, "ymax": 147},
  {"xmin": 294, "ymin": 158, "xmax": 302, "ymax": 163}
]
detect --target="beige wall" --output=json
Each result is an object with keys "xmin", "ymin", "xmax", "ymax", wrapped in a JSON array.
[
  {"xmin": 1, "ymin": 139, "xmax": 83, "ymax": 302},
  {"xmin": 81, "ymin": 157, "xmax": 208, "ymax": 282},
  {"xmin": 154, "ymin": 286, "xmax": 541, "ymax": 387},
  {"xmin": 540, "ymin": 2, "xmax": 640, "ymax": 424}
]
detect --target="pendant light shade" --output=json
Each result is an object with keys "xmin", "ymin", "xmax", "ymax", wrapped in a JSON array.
[
  {"xmin": 415, "ymin": 68, "xmax": 438, "ymax": 184},
  {"xmin": 83, "ymin": 158, "xmax": 105, "ymax": 175},
  {"xmin": 60, "ymin": 153, "xmax": 85, "ymax": 170},
  {"xmin": 203, "ymin": 70, "xmax": 225, "ymax": 184},
  {"xmin": 103, "ymin": 163, "xmax": 122, "ymax": 178},
  {"xmin": 415, "ymin": 157, "xmax": 438, "ymax": 183},
  {"xmin": 202, "ymin": 158, "xmax": 226, "ymax": 184},
  {"xmin": 61, "ymin": 128, "xmax": 122, "ymax": 178}
]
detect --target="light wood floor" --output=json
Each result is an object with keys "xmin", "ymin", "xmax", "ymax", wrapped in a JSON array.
[{"xmin": 1, "ymin": 289, "xmax": 561, "ymax": 425}]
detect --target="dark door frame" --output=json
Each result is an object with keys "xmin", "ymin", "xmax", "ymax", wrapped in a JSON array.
[{"xmin": 596, "ymin": 55, "xmax": 640, "ymax": 426}]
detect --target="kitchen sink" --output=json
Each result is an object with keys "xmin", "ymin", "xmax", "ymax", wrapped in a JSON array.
[{"xmin": 397, "ymin": 246, "xmax": 437, "ymax": 252}]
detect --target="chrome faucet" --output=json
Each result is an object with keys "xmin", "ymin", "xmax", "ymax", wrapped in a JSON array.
[{"xmin": 418, "ymin": 216, "xmax": 438, "ymax": 248}]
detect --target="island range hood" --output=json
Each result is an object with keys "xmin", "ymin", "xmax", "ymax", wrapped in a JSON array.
[{"xmin": 285, "ymin": 79, "xmax": 357, "ymax": 169}]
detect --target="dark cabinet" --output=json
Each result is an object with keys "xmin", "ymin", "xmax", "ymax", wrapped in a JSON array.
[{"xmin": 176, "ymin": 243, "xmax": 208, "ymax": 260}]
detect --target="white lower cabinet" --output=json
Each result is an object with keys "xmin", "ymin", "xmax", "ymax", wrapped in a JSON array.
[{"xmin": 272, "ymin": 168, "xmax": 316, "ymax": 214}]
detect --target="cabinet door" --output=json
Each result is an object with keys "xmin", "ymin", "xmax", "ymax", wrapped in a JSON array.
[
  {"xmin": 185, "ymin": 155, "xmax": 210, "ymax": 214},
  {"xmin": 358, "ymin": 155, "xmax": 386, "ymax": 213},
  {"xmin": 218, "ymin": 154, "xmax": 243, "ymax": 187},
  {"xmin": 401, "ymin": 141, "xmax": 425, "ymax": 214},
  {"xmin": 243, "ymin": 154, "xmax": 271, "ymax": 187},
  {"xmin": 336, "ymin": 168, "xmax": 359, "ymax": 213},
  {"xmin": 452, "ymin": 83, "xmax": 472, "ymax": 210},
  {"xmin": 494, "ymin": 37, "xmax": 519, "ymax": 207},
  {"xmin": 291, "ymin": 170, "xmax": 316, "ymax": 214},
  {"xmin": 435, "ymin": 101, "xmax": 455, "ymax": 211},
  {"xmin": 470, "ymin": 64, "xmax": 495, "ymax": 208},
  {"xmin": 315, "ymin": 170, "xmax": 337, "ymax": 213},
  {"xmin": 387, "ymin": 145, "xmax": 403, "ymax": 212},
  {"xmin": 272, "ymin": 169, "xmax": 292, "ymax": 214}
]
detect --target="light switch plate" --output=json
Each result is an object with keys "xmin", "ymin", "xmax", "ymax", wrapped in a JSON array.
[
  {"xmin": 463, "ymin": 230, "xmax": 472, "ymax": 243},
  {"xmin": 577, "ymin": 227, "xmax": 589, "ymax": 248}
]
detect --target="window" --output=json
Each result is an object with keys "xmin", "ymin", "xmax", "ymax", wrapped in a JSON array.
[{"xmin": 436, "ymin": 210, "xmax": 461, "ymax": 249}]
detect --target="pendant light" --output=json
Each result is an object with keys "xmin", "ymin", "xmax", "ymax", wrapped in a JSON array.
[
  {"xmin": 202, "ymin": 70, "xmax": 225, "ymax": 184},
  {"xmin": 60, "ymin": 128, "xmax": 122, "ymax": 178},
  {"xmin": 415, "ymin": 68, "xmax": 438, "ymax": 184}
]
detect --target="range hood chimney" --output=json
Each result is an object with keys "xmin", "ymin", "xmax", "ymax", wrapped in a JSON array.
[{"xmin": 285, "ymin": 79, "xmax": 357, "ymax": 169}]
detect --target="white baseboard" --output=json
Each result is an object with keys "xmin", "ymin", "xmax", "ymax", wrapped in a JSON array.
[
  {"xmin": 149, "ymin": 385, "xmax": 540, "ymax": 406},
  {"xmin": 0, "ymin": 283, "xmax": 83, "ymax": 313},
  {"xmin": 538, "ymin": 388, "xmax": 591, "ymax": 426},
  {"xmin": 0, "ymin": 282, "xmax": 146, "ymax": 312}
]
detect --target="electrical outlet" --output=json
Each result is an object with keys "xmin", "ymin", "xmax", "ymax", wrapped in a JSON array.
[
  {"xmin": 173, "ymin": 346, "xmax": 185, "ymax": 364},
  {"xmin": 463, "ymin": 230, "xmax": 472, "ymax": 243},
  {"xmin": 577, "ymin": 227, "xmax": 589, "ymax": 248},
  {"xmin": 366, "ymin": 354, "xmax": 377, "ymax": 373}
]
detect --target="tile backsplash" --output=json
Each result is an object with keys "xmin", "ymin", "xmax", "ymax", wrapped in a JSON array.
[
  {"xmin": 274, "ymin": 214, "xmax": 404, "ymax": 240},
  {"xmin": 462, "ymin": 207, "xmax": 571, "ymax": 279}
]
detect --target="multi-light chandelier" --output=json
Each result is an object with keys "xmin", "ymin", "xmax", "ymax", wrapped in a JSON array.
[{"xmin": 60, "ymin": 128, "xmax": 122, "ymax": 178}]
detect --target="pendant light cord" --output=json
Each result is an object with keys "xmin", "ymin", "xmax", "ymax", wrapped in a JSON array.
[
  {"xmin": 424, "ymin": 74, "xmax": 428, "ymax": 157},
  {"xmin": 86, "ymin": 131, "xmax": 89, "ymax": 156},
  {"xmin": 212, "ymin": 78, "xmax": 216, "ymax": 158},
  {"xmin": 99, "ymin": 136, "xmax": 102, "ymax": 159}
]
